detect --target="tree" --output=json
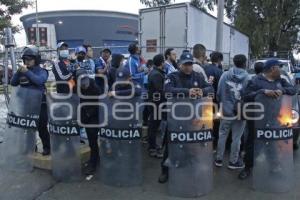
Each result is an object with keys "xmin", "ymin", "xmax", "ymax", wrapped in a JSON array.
[
  {"xmin": 141, "ymin": 0, "xmax": 300, "ymax": 57},
  {"xmin": 0, "ymin": 0, "xmax": 33, "ymax": 33},
  {"xmin": 141, "ymin": 0, "xmax": 215, "ymax": 11},
  {"xmin": 140, "ymin": 0, "xmax": 174, "ymax": 7},
  {"xmin": 226, "ymin": 0, "xmax": 300, "ymax": 57}
]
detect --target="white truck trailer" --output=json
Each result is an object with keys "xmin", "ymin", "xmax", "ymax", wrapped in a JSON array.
[{"xmin": 139, "ymin": 2, "xmax": 249, "ymax": 68}]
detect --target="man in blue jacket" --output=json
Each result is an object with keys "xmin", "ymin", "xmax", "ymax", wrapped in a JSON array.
[
  {"xmin": 124, "ymin": 43, "xmax": 147, "ymax": 86},
  {"xmin": 238, "ymin": 58, "xmax": 296, "ymax": 179},
  {"xmin": 11, "ymin": 46, "xmax": 50, "ymax": 155},
  {"xmin": 158, "ymin": 51, "xmax": 214, "ymax": 183},
  {"xmin": 52, "ymin": 42, "xmax": 74, "ymax": 94}
]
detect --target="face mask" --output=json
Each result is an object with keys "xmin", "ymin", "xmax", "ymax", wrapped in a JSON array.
[
  {"xmin": 77, "ymin": 55, "xmax": 85, "ymax": 62},
  {"xmin": 59, "ymin": 50, "xmax": 69, "ymax": 58}
]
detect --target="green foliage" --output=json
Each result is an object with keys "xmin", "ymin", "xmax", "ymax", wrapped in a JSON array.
[
  {"xmin": 0, "ymin": 0, "xmax": 33, "ymax": 33},
  {"xmin": 141, "ymin": 0, "xmax": 300, "ymax": 57},
  {"xmin": 226, "ymin": 0, "xmax": 300, "ymax": 57}
]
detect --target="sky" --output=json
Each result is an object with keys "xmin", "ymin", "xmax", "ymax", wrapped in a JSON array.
[
  {"xmin": 13, "ymin": 0, "xmax": 189, "ymax": 46},
  {"xmin": 10, "ymin": 0, "xmax": 300, "ymax": 59}
]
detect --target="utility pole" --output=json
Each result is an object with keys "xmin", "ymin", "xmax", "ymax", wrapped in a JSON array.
[
  {"xmin": 216, "ymin": 0, "xmax": 224, "ymax": 52},
  {"xmin": 35, "ymin": 0, "xmax": 40, "ymax": 47}
]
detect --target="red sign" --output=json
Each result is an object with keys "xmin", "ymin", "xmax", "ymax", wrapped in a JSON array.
[{"xmin": 146, "ymin": 39, "xmax": 157, "ymax": 53}]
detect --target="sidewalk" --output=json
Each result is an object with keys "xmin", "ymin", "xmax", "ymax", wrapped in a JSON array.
[{"xmin": 0, "ymin": 148, "xmax": 299, "ymax": 200}]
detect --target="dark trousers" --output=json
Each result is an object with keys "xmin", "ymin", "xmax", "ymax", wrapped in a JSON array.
[
  {"xmin": 86, "ymin": 127, "xmax": 100, "ymax": 166},
  {"xmin": 294, "ymin": 129, "xmax": 300, "ymax": 145},
  {"xmin": 244, "ymin": 120, "xmax": 255, "ymax": 169},
  {"xmin": 38, "ymin": 102, "xmax": 50, "ymax": 151},
  {"xmin": 213, "ymin": 103, "xmax": 220, "ymax": 149},
  {"xmin": 213, "ymin": 119, "xmax": 220, "ymax": 149},
  {"xmin": 148, "ymin": 105, "xmax": 161, "ymax": 150},
  {"xmin": 143, "ymin": 105, "xmax": 151, "ymax": 126},
  {"xmin": 161, "ymin": 131, "xmax": 169, "ymax": 174}
]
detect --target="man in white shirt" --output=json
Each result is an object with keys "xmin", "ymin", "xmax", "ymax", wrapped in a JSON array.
[
  {"xmin": 192, "ymin": 44, "xmax": 209, "ymax": 82},
  {"xmin": 164, "ymin": 48, "xmax": 178, "ymax": 74}
]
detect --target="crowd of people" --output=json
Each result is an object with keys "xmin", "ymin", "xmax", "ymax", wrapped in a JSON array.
[{"xmin": 9, "ymin": 41, "xmax": 298, "ymax": 183}]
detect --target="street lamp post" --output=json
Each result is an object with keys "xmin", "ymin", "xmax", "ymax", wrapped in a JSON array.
[
  {"xmin": 35, "ymin": 0, "xmax": 40, "ymax": 47},
  {"xmin": 216, "ymin": 0, "xmax": 224, "ymax": 52}
]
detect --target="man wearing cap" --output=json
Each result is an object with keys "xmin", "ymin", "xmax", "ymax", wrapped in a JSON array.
[
  {"xmin": 52, "ymin": 42, "xmax": 75, "ymax": 94},
  {"xmin": 158, "ymin": 51, "xmax": 214, "ymax": 183},
  {"xmin": 74, "ymin": 46, "xmax": 94, "ymax": 77},
  {"xmin": 238, "ymin": 58, "xmax": 296, "ymax": 180},
  {"xmin": 94, "ymin": 48, "xmax": 111, "ymax": 90},
  {"xmin": 164, "ymin": 51, "xmax": 214, "ymax": 97},
  {"xmin": 95, "ymin": 48, "xmax": 111, "ymax": 75}
]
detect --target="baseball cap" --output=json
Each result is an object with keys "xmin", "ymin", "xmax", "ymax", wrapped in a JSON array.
[
  {"xmin": 263, "ymin": 59, "xmax": 282, "ymax": 71},
  {"xmin": 179, "ymin": 52, "xmax": 194, "ymax": 65},
  {"xmin": 57, "ymin": 42, "xmax": 68, "ymax": 49},
  {"xmin": 75, "ymin": 46, "xmax": 87, "ymax": 54},
  {"xmin": 116, "ymin": 67, "xmax": 131, "ymax": 81}
]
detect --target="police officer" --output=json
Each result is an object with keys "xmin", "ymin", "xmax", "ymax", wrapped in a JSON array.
[
  {"xmin": 52, "ymin": 42, "xmax": 75, "ymax": 94},
  {"xmin": 238, "ymin": 59, "xmax": 296, "ymax": 180},
  {"xmin": 158, "ymin": 51, "xmax": 214, "ymax": 183},
  {"xmin": 11, "ymin": 46, "xmax": 50, "ymax": 155}
]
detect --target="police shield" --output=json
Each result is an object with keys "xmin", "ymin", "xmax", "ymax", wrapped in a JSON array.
[
  {"xmin": 0, "ymin": 87, "xmax": 42, "ymax": 172},
  {"xmin": 253, "ymin": 94, "xmax": 294, "ymax": 193},
  {"xmin": 47, "ymin": 94, "xmax": 81, "ymax": 181},
  {"xmin": 166, "ymin": 98, "xmax": 213, "ymax": 197},
  {"xmin": 99, "ymin": 97, "xmax": 143, "ymax": 187}
]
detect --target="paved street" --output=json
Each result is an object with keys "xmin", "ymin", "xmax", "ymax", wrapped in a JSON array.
[{"xmin": 0, "ymin": 145, "xmax": 299, "ymax": 200}]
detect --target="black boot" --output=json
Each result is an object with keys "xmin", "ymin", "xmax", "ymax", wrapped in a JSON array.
[
  {"xmin": 238, "ymin": 168, "xmax": 252, "ymax": 180},
  {"xmin": 42, "ymin": 148, "xmax": 51, "ymax": 156},
  {"xmin": 158, "ymin": 172, "xmax": 168, "ymax": 183}
]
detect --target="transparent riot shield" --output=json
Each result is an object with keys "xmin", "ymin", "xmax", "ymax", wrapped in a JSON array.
[
  {"xmin": 47, "ymin": 94, "xmax": 81, "ymax": 181},
  {"xmin": 253, "ymin": 94, "xmax": 294, "ymax": 193},
  {"xmin": 99, "ymin": 97, "xmax": 143, "ymax": 187},
  {"xmin": 0, "ymin": 87, "xmax": 42, "ymax": 172},
  {"xmin": 166, "ymin": 98, "xmax": 214, "ymax": 197}
]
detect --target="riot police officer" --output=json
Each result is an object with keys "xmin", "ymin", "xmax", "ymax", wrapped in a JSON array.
[
  {"xmin": 239, "ymin": 59, "xmax": 296, "ymax": 179},
  {"xmin": 158, "ymin": 51, "xmax": 214, "ymax": 183},
  {"xmin": 11, "ymin": 46, "xmax": 50, "ymax": 155}
]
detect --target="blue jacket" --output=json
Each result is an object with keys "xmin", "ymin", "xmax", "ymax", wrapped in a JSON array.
[
  {"xmin": 164, "ymin": 62, "xmax": 177, "ymax": 75},
  {"xmin": 217, "ymin": 67, "xmax": 250, "ymax": 117},
  {"xmin": 124, "ymin": 54, "xmax": 145, "ymax": 85},
  {"xmin": 52, "ymin": 59, "xmax": 73, "ymax": 93},
  {"xmin": 242, "ymin": 74, "xmax": 296, "ymax": 103},
  {"xmin": 114, "ymin": 82, "xmax": 142, "ymax": 97},
  {"xmin": 203, "ymin": 64, "xmax": 223, "ymax": 96},
  {"xmin": 94, "ymin": 57, "xmax": 107, "ymax": 72},
  {"xmin": 165, "ymin": 71, "xmax": 214, "ymax": 97},
  {"xmin": 11, "ymin": 65, "xmax": 48, "ymax": 93}
]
